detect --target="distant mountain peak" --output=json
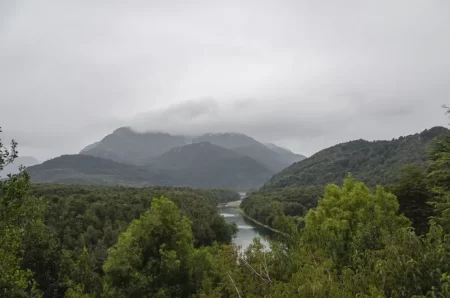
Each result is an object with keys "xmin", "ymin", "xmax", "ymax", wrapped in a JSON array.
[
  {"xmin": 112, "ymin": 126, "xmax": 133, "ymax": 134},
  {"xmin": 112, "ymin": 127, "xmax": 175, "ymax": 136},
  {"xmin": 79, "ymin": 126, "xmax": 306, "ymax": 176},
  {"xmin": 204, "ymin": 132, "xmax": 247, "ymax": 137},
  {"xmin": 80, "ymin": 128, "xmax": 188, "ymax": 165}
]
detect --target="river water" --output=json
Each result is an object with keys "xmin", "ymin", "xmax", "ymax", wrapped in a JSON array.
[{"xmin": 217, "ymin": 193, "xmax": 272, "ymax": 251}]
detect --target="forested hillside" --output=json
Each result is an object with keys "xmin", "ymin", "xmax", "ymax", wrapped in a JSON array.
[
  {"xmin": 150, "ymin": 142, "xmax": 272, "ymax": 189},
  {"xmin": 27, "ymin": 149, "xmax": 272, "ymax": 190},
  {"xmin": 2, "ymin": 125, "xmax": 450, "ymax": 298},
  {"xmin": 265, "ymin": 143, "xmax": 306, "ymax": 164},
  {"xmin": 242, "ymin": 126, "xmax": 449, "ymax": 232},
  {"xmin": 265, "ymin": 126, "xmax": 449, "ymax": 189},
  {"xmin": 193, "ymin": 132, "xmax": 296, "ymax": 171},
  {"xmin": 1, "ymin": 169, "xmax": 239, "ymax": 297},
  {"xmin": 27, "ymin": 154, "xmax": 178, "ymax": 186}
]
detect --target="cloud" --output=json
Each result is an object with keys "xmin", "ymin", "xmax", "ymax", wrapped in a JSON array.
[
  {"xmin": 130, "ymin": 93, "xmax": 422, "ymax": 145},
  {"xmin": 0, "ymin": 0, "xmax": 449, "ymax": 159}
]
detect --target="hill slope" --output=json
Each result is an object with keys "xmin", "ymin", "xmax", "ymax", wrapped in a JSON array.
[
  {"xmin": 265, "ymin": 143, "xmax": 307, "ymax": 164},
  {"xmin": 149, "ymin": 142, "xmax": 273, "ymax": 189},
  {"xmin": 27, "ymin": 154, "xmax": 176, "ymax": 186},
  {"xmin": 264, "ymin": 126, "xmax": 449, "ymax": 190},
  {"xmin": 193, "ymin": 133, "xmax": 292, "ymax": 171},
  {"xmin": 80, "ymin": 127, "xmax": 187, "ymax": 165},
  {"xmin": 193, "ymin": 132, "xmax": 261, "ymax": 149},
  {"xmin": 28, "ymin": 143, "xmax": 272, "ymax": 189}
]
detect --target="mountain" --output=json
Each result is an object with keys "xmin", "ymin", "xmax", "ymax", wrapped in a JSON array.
[
  {"xmin": 149, "ymin": 142, "xmax": 272, "ymax": 189},
  {"xmin": 151, "ymin": 141, "xmax": 244, "ymax": 169},
  {"xmin": 193, "ymin": 132, "xmax": 266, "ymax": 149},
  {"xmin": 265, "ymin": 143, "xmax": 307, "ymax": 164},
  {"xmin": 80, "ymin": 129, "xmax": 304, "ymax": 172},
  {"xmin": 80, "ymin": 127, "xmax": 187, "ymax": 165},
  {"xmin": 80, "ymin": 141, "xmax": 99, "ymax": 153},
  {"xmin": 233, "ymin": 144, "xmax": 289, "ymax": 172},
  {"xmin": 27, "ymin": 154, "xmax": 176, "ymax": 186},
  {"xmin": 0, "ymin": 156, "xmax": 39, "ymax": 176},
  {"xmin": 71, "ymin": 128, "xmax": 304, "ymax": 188},
  {"xmin": 241, "ymin": 126, "xmax": 449, "ymax": 230},
  {"xmin": 193, "ymin": 133, "xmax": 292, "ymax": 171},
  {"xmin": 264, "ymin": 126, "xmax": 449, "ymax": 190},
  {"xmin": 28, "ymin": 143, "xmax": 272, "ymax": 189}
]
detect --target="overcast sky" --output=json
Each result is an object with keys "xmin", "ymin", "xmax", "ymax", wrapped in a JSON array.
[{"xmin": 1, "ymin": 0, "xmax": 449, "ymax": 161}]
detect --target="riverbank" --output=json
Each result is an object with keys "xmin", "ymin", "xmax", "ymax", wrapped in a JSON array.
[
  {"xmin": 226, "ymin": 200, "xmax": 242, "ymax": 207},
  {"xmin": 237, "ymin": 208, "xmax": 281, "ymax": 234},
  {"xmin": 217, "ymin": 204, "xmax": 271, "ymax": 250},
  {"xmin": 223, "ymin": 198, "xmax": 282, "ymax": 234}
]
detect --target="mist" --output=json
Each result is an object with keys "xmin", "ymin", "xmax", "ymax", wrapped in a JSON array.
[{"xmin": 1, "ymin": 0, "xmax": 449, "ymax": 159}]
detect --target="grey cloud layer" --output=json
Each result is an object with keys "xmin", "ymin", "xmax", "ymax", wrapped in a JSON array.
[{"xmin": 0, "ymin": 0, "xmax": 449, "ymax": 159}]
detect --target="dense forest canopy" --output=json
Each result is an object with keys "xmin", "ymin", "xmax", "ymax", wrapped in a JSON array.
[
  {"xmin": 1, "ymin": 123, "xmax": 450, "ymax": 297},
  {"xmin": 265, "ymin": 126, "xmax": 448, "ymax": 189}
]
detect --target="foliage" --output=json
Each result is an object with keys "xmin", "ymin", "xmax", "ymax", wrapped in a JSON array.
[
  {"xmin": 0, "ymin": 128, "xmax": 44, "ymax": 297},
  {"xmin": 3, "ymin": 125, "xmax": 450, "ymax": 297},
  {"xmin": 103, "ymin": 197, "xmax": 195, "ymax": 297},
  {"xmin": 199, "ymin": 176, "xmax": 450, "ymax": 298},
  {"xmin": 303, "ymin": 176, "xmax": 410, "ymax": 267},
  {"xmin": 240, "ymin": 185, "xmax": 322, "ymax": 228},
  {"xmin": 30, "ymin": 184, "xmax": 236, "ymax": 252},
  {"xmin": 428, "ymin": 134, "xmax": 450, "ymax": 232},
  {"xmin": 388, "ymin": 164, "xmax": 434, "ymax": 234},
  {"xmin": 0, "ymin": 127, "xmax": 18, "ymax": 172},
  {"xmin": 265, "ymin": 126, "xmax": 448, "ymax": 189}
]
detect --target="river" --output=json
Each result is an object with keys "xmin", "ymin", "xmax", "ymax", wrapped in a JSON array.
[{"xmin": 217, "ymin": 192, "xmax": 272, "ymax": 251}]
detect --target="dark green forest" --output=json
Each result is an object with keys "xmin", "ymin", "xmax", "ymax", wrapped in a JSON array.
[
  {"xmin": 265, "ymin": 126, "xmax": 448, "ymax": 189},
  {"xmin": 2, "ymin": 124, "xmax": 450, "ymax": 297},
  {"xmin": 241, "ymin": 126, "xmax": 449, "ymax": 231}
]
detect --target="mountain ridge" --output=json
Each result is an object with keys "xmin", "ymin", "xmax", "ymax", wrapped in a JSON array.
[
  {"xmin": 80, "ymin": 128, "xmax": 303, "ymax": 173},
  {"xmin": 264, "ymin": 126, "xmax": 449, "ymax": 190}
]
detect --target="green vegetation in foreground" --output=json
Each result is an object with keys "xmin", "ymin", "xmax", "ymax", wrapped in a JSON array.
[{"xmin": 2, "ymin": 124, "xmax": 450, "ymax": 297}]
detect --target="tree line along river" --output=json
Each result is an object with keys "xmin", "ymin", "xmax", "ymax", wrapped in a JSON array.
[{"xmin": 217, "ymin": 193, "xmax": 272, "ymax": 251}]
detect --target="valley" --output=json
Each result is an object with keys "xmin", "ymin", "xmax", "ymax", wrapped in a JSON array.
[
  {"xmin": 2, "ymin": 125, "xmax": 450, "ymax": 297},
  {"xmin": 2, "ymin": 2, "xmax": 449, "ymax": 296}
]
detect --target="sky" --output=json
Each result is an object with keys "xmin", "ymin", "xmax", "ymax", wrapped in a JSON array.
[{"xmin": 1, "ymin": 0, "xmax": 449, "ymax": 161}]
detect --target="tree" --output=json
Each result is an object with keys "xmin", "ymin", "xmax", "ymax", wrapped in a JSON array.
[
  {"xmin": 0, "ymin": 128, "xmax": 41, "ymax": 297},
  {"xmin": 0, "ymin": 127, "xmax": 18, "ymax": 173},
  {"xmin": 102, "ymin": 197, "xmax": 195, "ymax": 297},
  {"xmin": 63, "ymin": 247, "xmax": 101, "ymax": 297},
  {"xmin": 428, "ymin": 133, "xmax": 450, "ymax": 232},
  {"xmin": 303, "ymin": 175, "xmax": 410, "ymax": 268},
  {"xmin": 390, "ymin": 164, "xmax": 434, "ymax": 234}
]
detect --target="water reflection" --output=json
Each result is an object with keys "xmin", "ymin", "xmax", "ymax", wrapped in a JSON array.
[{"xmin": 218, "ymin": 203, "xmax": 272, "ymax": 251}]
